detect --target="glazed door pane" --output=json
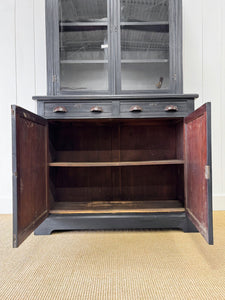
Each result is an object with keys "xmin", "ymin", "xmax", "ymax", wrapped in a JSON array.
[
  {"xmin": 59, "ymin": 0, "xmax": 110, "ymax": 92},
  {"xmin": 119, "ymin": 0, "xmax": 170, "ymax": 91},
  {"xmin": 120, "ymin": 0, "xmax": 169, "ymax": 22}
]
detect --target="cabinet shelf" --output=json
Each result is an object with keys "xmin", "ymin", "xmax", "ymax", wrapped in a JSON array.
[
  {"xmin": 121, "ymin": 59, "xmax": 168, "ymax": 63},
  {"xmin": 120, "ymin": 21, "xmax": 169, "ymax": 26},
  {"xmin": 60, "ymin": 59, "xmax": 168, "ymax": 64},
  {"xmin": 60, "ymin": 22, "xmax": 108, "ymax": 27},
  {"xmin": 61, "ymin": 60, "xmax": 108, "ymax": 64},
  {"xmin": 49, "ymin": 160, "xmax": 184, "ymax": 168},
  {"xmin": 120, "ymin": 23, "xmax": 169, "ymax": 33},
  {"xmin": 50, "ymin": 200, "xmax": 185, "ymax": 214}
]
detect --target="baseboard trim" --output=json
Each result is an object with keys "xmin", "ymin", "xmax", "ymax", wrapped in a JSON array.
[
  {"xmin": 213, "ymin": 195, "xmax": 225, "ymax": 211},
  {"xmin": 0, "ymin": 198, "xmax": 12, "ymax": 214}
]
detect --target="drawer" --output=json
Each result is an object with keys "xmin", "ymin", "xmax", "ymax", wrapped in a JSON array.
[
  {"xmin": 120, "ymin": 101, "xmax": 190, "ymax": 118},
  {"xmin": 44, "ymin": 102, "xmax": 112, "ymax": 119}
]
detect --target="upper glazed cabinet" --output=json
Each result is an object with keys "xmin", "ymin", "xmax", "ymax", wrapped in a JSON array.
[{"xmin": 47, "ymin": 0, "xmax": 182, "ymax": 95}]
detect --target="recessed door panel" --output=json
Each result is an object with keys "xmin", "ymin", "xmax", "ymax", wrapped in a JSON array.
[
  {"xmin": 184, "ymin": 103, "xmax": 213, "ymax": 244},
  {"xmin": 12, "ymin": 106, "xmax": 48, "ymax": 247}
]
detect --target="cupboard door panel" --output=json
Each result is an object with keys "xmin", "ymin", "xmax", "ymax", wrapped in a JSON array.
[
  {"xmin": 12, "ymin": 106, "xmax": 48, "ymax": 247},
  {"xmin": 184, "ymin": 103, "xmax": 213, "ymax": 244}
]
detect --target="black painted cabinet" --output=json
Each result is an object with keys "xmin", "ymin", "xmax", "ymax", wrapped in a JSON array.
[
  {"xmin": 11, "ymin": 1, "xmax": 213, "ymax": 247},
  {"xmin": 47, "ymin": 0, "xmax": 182, "ymax": 95},
  {"xmin": 12, "ymin": 97, "xmax": 213, "ymax": 247}
]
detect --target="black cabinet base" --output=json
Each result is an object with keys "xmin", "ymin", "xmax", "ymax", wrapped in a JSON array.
[{"xmin": 34, "ymin": 212, "xmax": 198, "ymax": 235}]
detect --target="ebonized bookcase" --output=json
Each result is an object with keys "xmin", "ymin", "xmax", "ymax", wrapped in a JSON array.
[{"xmin": 12, "ymin": 0, "xmax": 213, "ymax": 247}]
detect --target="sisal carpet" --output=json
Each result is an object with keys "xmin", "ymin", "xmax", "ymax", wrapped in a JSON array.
[{"xmin": 0, "ymin": 212, "xmax": 225, "ymax": 300}]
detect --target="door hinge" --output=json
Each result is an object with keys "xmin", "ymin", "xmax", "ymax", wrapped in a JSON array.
[
  {"xmin": 205, "ymin": 165, "xmax": 210, "ymax": 180},
  {"xmin": 52, "ymin": 75, "xmax": 57, "ymax": 83}
]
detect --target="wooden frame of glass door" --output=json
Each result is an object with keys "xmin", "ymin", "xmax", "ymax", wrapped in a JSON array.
[{"xmin": 46, "ymin": 0, "xmax": 183, "ymax": 95}]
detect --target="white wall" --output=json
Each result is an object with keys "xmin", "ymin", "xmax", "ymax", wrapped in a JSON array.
[
  {"xmin": 0, "ymin": 0, "xmax": 46, "ymax": 213},
  {"xmin": 0, "ymin": 0, "xmax": 224, "ymax": 213}
]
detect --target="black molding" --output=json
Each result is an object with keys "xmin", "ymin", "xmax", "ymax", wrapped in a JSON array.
[
  {"xmin": 33, "ymin": 94, "xmax": 198, "ymax": 101},
  {"xmin": 11, "ymin": 106, "xmax": 18, "ymax": 248},
  {"xmin": 46, "ymin": 0, "xmax": 54, "ymax": 95},
  {"xmin": 34, "ymin": 212, "xmax": 198, "ymax": 235},
  {"xmin": 206, "ymin": 102, "xmax": 213, "ymax": 245}
]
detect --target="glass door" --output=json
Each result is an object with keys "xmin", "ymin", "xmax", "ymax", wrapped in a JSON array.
[
  {"xmin": 118, "ymin": 0, "xmax": 170, "ymax": 92},
  {"xmin": 49, "ymin": 0, "xmax": 181, "ymax": 95},
  {"xmin": 58, "ymin": 0, "xmax": 112, "ymax": 93}
]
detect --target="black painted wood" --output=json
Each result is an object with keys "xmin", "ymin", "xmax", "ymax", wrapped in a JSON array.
[
  {"xmin": 45, "ymin": 0, "xmax": 183, "ymax": 95},
  {"xmin": 33, "ymin": 94, "xmax": 198, "ymax": 101},
  {"xmin": 13, "ymin": 95, "xmax": 214, "ymax": 246},
  {"xmin": 46, "ymin": 0, "xmax": 54, "ymax": 95},
  {"xmin": 44, "ymin": 101, "xmax": 113, "ymax": 119},
  {"xmin": 119, "ymin": 100, "xmax": 189, "ymax": 118},
  {"xmin": 206, "ymin": 103, "xmax": 213, "ymax": 244},
  {"xmin": 34, "ymin": 212, "xmax": 196, "ymax": 235},
  {"xmin": 35, "ymin": 97, "xmax": 195, "ymax": 119}
]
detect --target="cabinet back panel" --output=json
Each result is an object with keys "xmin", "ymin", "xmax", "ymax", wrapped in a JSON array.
[
  {"xmin": 49, "ymin": 119, "xmax": 183, "ymax": 162},
  {"xmin": 49, "ymin": 122, "xmax": 113, "ymax": 162},
  {"xmin": 120, "ymin": 124, "xmax": 177, "ymax": 161},
  {"xmin": 50, "ymin": 165, "xmax": 184, "ymax": 203},
  {"xmin": 50, "ymin": 167, "xmax": 113, "ymax": 202},
  {"xmin": 121, "ymin": 165, "xmax": 184, "ymax": 201}
]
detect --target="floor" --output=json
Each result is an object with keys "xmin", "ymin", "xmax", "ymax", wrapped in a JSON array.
[{"xmin": 0, "ymin": 212, "xmax": 225, "ymax": 300}]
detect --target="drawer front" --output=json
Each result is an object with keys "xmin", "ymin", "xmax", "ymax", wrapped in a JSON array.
[
  {"xmin": 120, "ymin": 101, "xmax": 189, "ymax": 118},
  {"xmin": 44, "ymin": 102, "xmax": 112, "ymax": 119}
]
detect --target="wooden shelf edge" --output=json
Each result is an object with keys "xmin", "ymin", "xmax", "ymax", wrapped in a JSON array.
[
  {"xmin": 50, "ymin": 200, "xmax": 185, "ymax": 214},
  {"xmin": 61, "ymin": 60, "xmax": 108, "ymax": 64},
  {"xmin": 121, "ymin": 59, "xmax": 169, "ymax": 64},
  {"xmin": 50, "ymin": 208, "xmax": 185, "ymax": 214},
  {"xmin": 48, "ymin": 160, "xmax": 184, "ymax": 167}
]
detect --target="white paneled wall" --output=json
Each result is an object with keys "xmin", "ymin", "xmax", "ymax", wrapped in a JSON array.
[
  {"xmin": 0, "ymin": 0, "xmax": 224, "ymax": 213},
  {"xmin": 0, "ymin": 1, "xmax": 17, "ymax": 213}
]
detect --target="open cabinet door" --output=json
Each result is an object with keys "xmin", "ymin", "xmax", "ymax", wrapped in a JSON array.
[
  {"xmin": 184, "ymin": 103, "xmax": 213, "ymax": 244},
  {"xmin": 12, "ymin": 106, "xmax": 49, "ymax": 247}
]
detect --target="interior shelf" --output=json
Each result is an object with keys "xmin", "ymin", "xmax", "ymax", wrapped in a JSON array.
[
  {"xmin": 60, "ymin": 22, "xmax": 168, "ymax": 26},
  {"xmin": 120, "ymin": 21, "xmax": 169, "ymax": 26},
  {"xmin": 121, "ymin": 59, "xmax": 168, "ymax": 63},
  {"xmin": 60, "ymin": 22, "xmax": 108, "ymax": 27},
  {"xmin": 50, "ymin": 200, "xmax": 185, "ymax": 214},
  {"xmin": 59, "ymin": 22, "xmax": 168, "ymax": 28},
  {"xmin": 49, "ymin": 160, "xmax": 184, "ymax": 167},
  {"xmin": 61, "ymin": 60, "xmax": 108, "ymax": 64},
  {"xmin": 60, "ymin": 59, "xmax": 168, "ymax": 64}
]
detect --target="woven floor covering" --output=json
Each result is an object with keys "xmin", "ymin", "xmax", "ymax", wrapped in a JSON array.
[{"xmin": 0, "ymin": 212, "xmax": 225, "ymax": 300}]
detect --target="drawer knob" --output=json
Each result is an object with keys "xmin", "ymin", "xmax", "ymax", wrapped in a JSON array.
[
  {"xmin": 90, "ymin": 106, "xmax": 103, "ymax": 113},
  {"xmin": 165, "ymin": 105, "xmax": 178, "ymax": 112},
  {"xmin": 129, "ymin": 105, "xmax": 143, "ymax": 112},
  {"xmin": 53, "ymin": 106, "xmax": 67, "ymax": 113}
]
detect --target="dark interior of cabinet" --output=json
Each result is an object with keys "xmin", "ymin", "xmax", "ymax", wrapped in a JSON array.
[{"xmin": 48, "ymin": 118, "xmax": 185, "ymax": 214}]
